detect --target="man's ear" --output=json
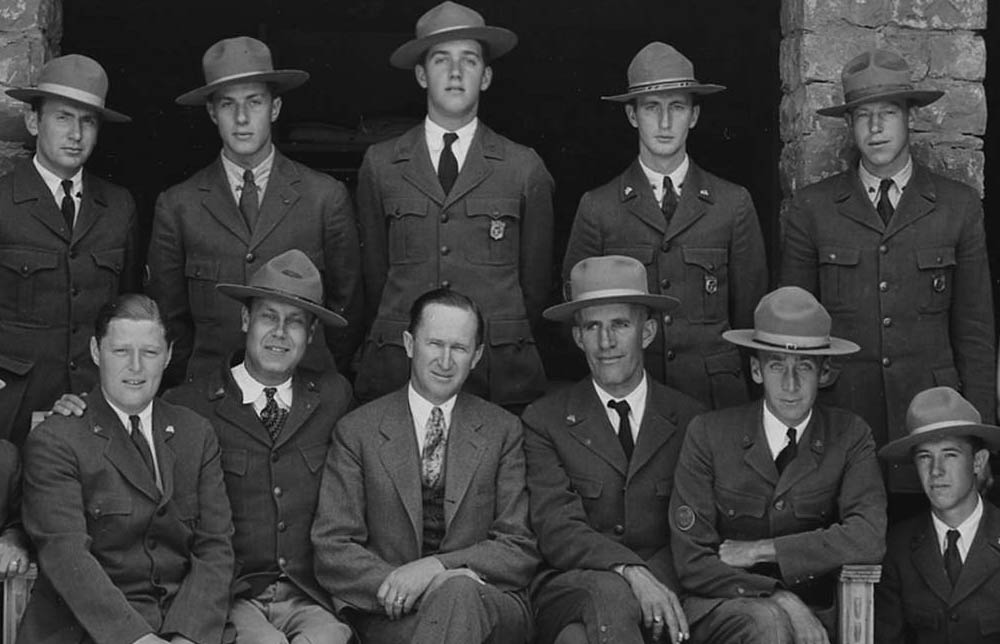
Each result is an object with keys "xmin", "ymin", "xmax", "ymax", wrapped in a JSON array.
[
  {"xmin": 641, "ymin": 316, "xmax": 658, "ymax": 349},
  {"xmin": 240, "ymin": 305, "xmax": 250, "ymax": 333},
  {"xmin": 625, "ymin": 103, "xmax": 638, "ymax": 129},
  {"xmin": 571, "ymin": 326, "xmax": 584, "ymax": 352},
  {"xmin": 270, "ymin": 95, "xmax": 282, "ymax": 123},
  {"xmin": 415, "ymin": 64, "xmax": 429, "ymax": 89},
  {"xmin": 90, "ymin": 336, "xmax": 101, "ymax": 367},
  {"xmin": 689, "ymin": 103, "xmax": 701, "ymax": 129},
  {"xmin": 24, "ymin": 109, "xmax": 39, "ymax": 136},
  {"xmin": 749, "ymin": 355, "xmax": 763, "ymax": 385},
  {"xmin": 403, "ymin": 329, "xmax": 415, "ymax": 359},
  {"xmin": 470, "ymin": 343, "xmax": 485, "ymax": 370},
  {"xmin": 206, "ymin": 101, "xmax": 219, "ymax": 125},
  {"xmin": 817, "ymin": 357, "xmax": 834, "ymax": 387},
  {"xmin": 307, "ymin": 318, "xmax": 318, "ymax": 343},
  {"xmin": 480, "ymin": 65, "xmax": 493, "ymax": 91}
]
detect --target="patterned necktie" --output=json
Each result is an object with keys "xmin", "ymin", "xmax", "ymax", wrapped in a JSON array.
[
  {"xmin": 421, "ymin": 406, "xmax": 447, "ymax": 489},
  {"xmin": 60, "ymin": 179, "xmax": 75, "ymax": 230},
  {"xmin": 129, "ymin": 415, "xmax": 157, "ymax": 478},
  {"xmin": 661, "ymin": 176, "xmax": 678, "ymax": 222},
  {"xmin": 774, "ymin": 427, "xmax": 797, "ymax": 475},
  {"xmin": 876, "ymin": 178, "xmax": 895, "ymax": 225},
  {"xmin": 259, "ymin": 387, "xmax": 288, "ymax": 441},
  {"xmin": 438, "ymin": 132, "xmax": 459, "ymax": 195},
  {"xmin": 608, "ymin": 399, "xmax": 634, "ymax": 461},
  {"xmin": 944, "ymin": 529, "xmax": 962, "ymax": 587},
  {"xmin": 239, "ymin": 168, "xmax": 260, "ymax": 230}
]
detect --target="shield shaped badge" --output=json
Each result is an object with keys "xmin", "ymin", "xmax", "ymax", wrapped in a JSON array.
[
  {"xmin": 490, "ymin": 219, "xmax": 506, "ymax": 241},
  {"xmin": 704, "ymin": 274, "xmax": 718, "ymax": 295}
]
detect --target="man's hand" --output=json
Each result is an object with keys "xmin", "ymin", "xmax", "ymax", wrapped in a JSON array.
[
  {"xmin": 131, "ymin": 635, "xmax": 170, "ymax": 644},
  {"xmin": 0, "ymin": 530, "xmax": 28, "ymax": 580},
  {"xmin": 621, "ymin": 565, "xmax": 689, "ymax": 643},
  {"xmin": 719, "ymin": 539, "xmax": 776, "ymax": 568},
  {"xmin": 49, "ymin": 393, "xmax": 88, "ymax": 417},
  {"xmin": 771, "ymin": 589, "xmax": 829, "ymax": 644},
  {"xmin": 376, "ymin": 557, "xmax": 445, "ymax": 619}
]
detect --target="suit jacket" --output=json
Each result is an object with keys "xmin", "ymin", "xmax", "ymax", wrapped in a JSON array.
[
  {"xmin": 522, "ymin": 377, "xmax": 705, "ymax": 589},
  {"xmin": 311, "ymin": 388, "xmax": 540, "ymax": 614},
  {"xmin": 354, "ymin": 122, "xmax": 554, "ymax": 406},
  {"xmin": 877, "ymin": 501, "xmax": 1000, "ymax": 643},
  {"xmin": 147, "ymin": 151, "xmax": 362, "ymax": 385},
  {"xmin": 670, "ymin": 401, "xmax": 887, "ymax": 624},
  {"xmin": 164, "ymin": 354, "xmax": 353, "ymax": 612},
  {"xmin": 780, "ymin": 163, "xmax": 996, "ymax": 492},
  {"xmin": 0, "ymin": 160, "xmax": 139, "ymax": 444},
  {"xmin": 563, "ymin": 160, "xmax": 767, "ymax": 409},
  {"xmin": 18, "ymin": 388, "xmax": 234, "ymax": 644}
]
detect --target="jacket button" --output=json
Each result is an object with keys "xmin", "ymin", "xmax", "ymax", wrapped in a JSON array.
[
  {"xmin": 774, "ymin": 499, "xmax": 785, "ymax": 511},
  {"xmin": 661, "ymin": 240, "xmax": 671, "ymax": 253},
  {"xmin": 882, "ymin": 357, "xmax": 892, "ymax": 367},
  {"xmin": 69, "ymin": 360, "xmax": 77, "ymax": 370},
  {"xmin": 613, "ymin": 525, "xmax": 625, "ymax": 535},
  {"xmin": 440, "ymin": 245, "xmax": 449, "ymax": 255},
  {"xmin": 245, "ymin": 253, "xmax": 256, "ymax": 263},
  {"xmin": 278, "ymin": 556, "xmax": 287, "ymax": 567},
  {"xmin": 660, "ymin": 279, "xmax": 671, "ymax": 290},
  {"xmin": 440, "ymin": 214, "xmax": 449, "ymax": 223},
  {"xmin": 20, "ymin": 264, "xmax": 28, "ymax": 275},
  {"xmin": 441, "ymin": 280, "xmax": 451, "ymax": 289},
  {"xmin": 879, "ymin": 244, "xmax": 888, "ymax": 254},
  {"xmin": 666, "ymin": 350, "xmax": 676, "ymax": 361},
  {"xmin": 882, "ymin": 317, "xmax": 892, "ymax": 327},
  {"xmin": 70, "ymin": 251, "xmax": 78, "ymax": 260},
  {"xmin": 950, "ymin": 613, "xmax": 959, "ymax": 622},
  {"xmin": 71, "ymin": 286, "xmax": 80, "ymax": 297},
  {"xmin": 157, "ymin": 507, "xmax": 167, "ymax": 517},
  {"xmin": 271, "ymin": 452, "xmax": 280, "ymax": 463},
  {"xmin": 879, "ymin": 281, "xmax": 888, "ymax": 292},
  {"xmin": 663, "ymin": 314, "xmax": 672, "ymax": 325},
  {"xmin": 274, "ymin": 486, "xmax": 283, "ymax": 498},
  {"xmin": 277, "ymin": 521, "xmax": 287, "ymax": 532}
]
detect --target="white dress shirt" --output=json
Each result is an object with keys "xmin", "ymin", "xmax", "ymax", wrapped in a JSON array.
[
  {"xmin": 221, "ymin": 144, "xmax": 275, "ymax": 205},
  {"xmin": 932, "ymin": 494, "xmax": 983, "ymax": 563},
  {"xmin": 408, "ymin": 383, "xmax": 457, "ymax": 454},
  {"xmin": 33, "ymin": 155, "xmax": 82, "ymax": 224},
  {"xmin": 762, "ymin": 403, "xmax": 811, "ymax": 460},
  {"xmin": 639, "ymin": 154, "xmax": 689, "ymax": 207},
  {"xmin": 425, "ymin": 116, "xmax": 478, "ymax": 173},
  {"xmin": 592, "ymin": 374, "xmax": 649, "ymax": 444},
  {"xmin": 230, "ymin": 362, "xmax": 293, "ymax": 414},
  {"xmin": 858, "ymin": 155, "xmax": 912, "ymax": 209}
]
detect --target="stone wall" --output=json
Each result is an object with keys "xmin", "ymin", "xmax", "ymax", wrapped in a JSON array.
[{"xmin": 780, "ymin": 0, "xmax": 987, "ymax": 199}]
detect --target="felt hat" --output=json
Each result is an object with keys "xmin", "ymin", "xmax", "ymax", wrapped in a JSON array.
[
  {"xmin": 390, "ymin": 1, "xmax": 517, "ymax": 69},
  {"xmin": 879, "ymin": 387, "xmax": 1000, "ymax": 462},
  {"xmin": 6, "ymin": 54, "xmax": 131, "ymax": 123},
  {"xmin": 544, "ymin": 255, "xmax": 678, "ymax": 321},
  {"xmin": 817, "ymin": 48, "xmax": 943, "ymax": 117},
  {"xmin": 602, "ymin": 42, "xmax": 725, "ymax": 102}
]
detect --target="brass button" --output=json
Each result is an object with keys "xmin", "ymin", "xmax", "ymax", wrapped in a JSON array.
[
  {"xmin": 441, "ymin": 213, "xmax": 449, "ymax": 223},
  {"xmin": 663, "ymin": 314, "xmax": 672, "ymax": 325},
  {"xmin": 882, "ymin": 317, "xmax": 892, "ymax": 327},
  {"xmin": 882, "ymin": 357, "xmax": 892, "ymax": 367},
  {"xmin": 440, "ymin": 245, "xmax": 450, "ymax": 255},
  {"xmin": 666, "ymin": 350, "xmax": 676, "ymax": 361},
  {"xmin": 879, "ymin": 281, "xmax": 888, "ymax": 292},
  {"xmin": 441, "ymin": 280, "xmax": 451, "ymax": 289},
  {"xmin": 245, "ymin": 253, "xmax": 255, "ymax": 263},
  {"xmin": 879, "ymin": 244, "xmax": 888, "ymax": 254},
  {"xmin": 274, "ymin": 486, "xmax": 283, "ymax": 498},
  {"xmin": 660, "ymin": 279, "xmax": 671, "ymax": 290},
  {"xmin": 613, "ymin": 524, "xmax": 625, "ymax": 535},
  {"xmin": 774, "ymin": 499, "xmax": 785, "ymax": 511}
]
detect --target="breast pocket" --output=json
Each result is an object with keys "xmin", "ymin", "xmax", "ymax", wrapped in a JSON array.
[
  {"xmin": 184, "ymin": 256, "xmax": 222, "ymax": 322},
  {"xmin": 92, "ymin": 248, "xmax": 125, "ymax": 301},
  {"xmin": 681, "ymin": 247, "xmax": 728, "ymax": 323},
  {"xmin": 915, "ymin": 247, "xmax": 956, "ymax": 314},
  {"xmin": 385, "ymin": 197, "xmax": 430, "ymax": 265},
  {"xmin": 0, "ymin": 247, "xmax": 60, "ymax": 322},
  {"xmin": 463, "ymin": 198, "xmax": 521, "ymax": 266},
  {"xmin": 715, "ymin": 485, "xmax": 767, "ymax": 538},
  {"xmin": 817, "ymin": 246, "xmax": 860, "ymax": 313}
]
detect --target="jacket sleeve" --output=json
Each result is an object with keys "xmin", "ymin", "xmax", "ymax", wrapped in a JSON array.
[
  {"xmin": 728, "ymin": 187, "xmax": 768, "ymax": 331},
  {"xmin": 777, "ymin": 192, "xmax": 819, "ymax": 293},
  {"xmin": 318, "ymin": 177, "xmax": 365, "ymax": 370},
  {"xmin": 356, "ymin": 148, "xmax": 388, "ymax": 326},
  {"xmin": 146, "ymin": 190, "xmax": 192, "ymax": 388},
  {"xmin": 518, "ymin": 150, "xmax": 555, "ymax": 329},
  {"xmin": 562, "ymin": 191, "xmax": 605, "ymax": 284}
]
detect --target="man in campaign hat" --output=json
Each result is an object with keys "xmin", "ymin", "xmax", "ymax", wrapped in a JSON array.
[
  {"xmin": 670, "ymin": 286, "xmax": 886, "ymax": 643},
  {"xmin": 780, "ymin": 49, "xmax": 995, "ymax": 500},
  {"xmin": 877, "ymin": 387, "xmax": 1000, "ymax": 643},
  {"xmin": 563, "ymin": 42, "xmax": 767, "ymax": 410},
  {"xmin": 148, "ymin": 36, "xmax": 362, "ymax": 387},
  {"xmin": 354, "ymin": 1, "xmax": 555, "ymax": 410},
  {"xmin": 523, "ymin": 255, "xmax": 705, "ymax": 644},
  {"xmin": 0, "ymin": 54, "xmax": 139, "ymax": 446}
]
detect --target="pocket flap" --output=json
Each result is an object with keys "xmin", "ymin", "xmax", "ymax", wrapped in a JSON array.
[
  {"xmin": 465, "ymin": 197, "xmax": 520, "ymax": 220},
  {"xmin": 705, "ymin": 349, "xmax": 742, "ymax": 376},
  {"xmin": 385, "ymin": 197, "xmax": 428, "ymax": 218},
  {"xmin": 184, "ymin": 257, "xmax": 221, "ymax": 281},
  {"xmin": 0, "ymin": 248, "xmax": 59, "ymax": 276},
  {"xmin": 791, "ymin": 486, "xmax": 835, "ymax": 520},
  {"xmin": 489, "ymin": 319, "xmax": 535, "ymax": 347},
  {"xmin": 221, "ymin": 449, "xmax": 248, "ymax": 476},
  {"xmin": 606, "ymin": 246, "xmax": 656, "ymax": 265},
  {"xmin": 369, "ymin": 318, "xmax": 409, "ymax": 348},
  {"xmin": 817, "ymin": 246, "xmax": 860, "ymax": 267},
  {"xmin": 681, "ymin": 247, "xmax": 727, "ymax": 271},
  {"xmin": 92, "ymin": 248, "xmax": 125, "ymax": 273},
  {"xmin": 916, "ymin": 247, "xmax": 957, "ymax": 270},
  {"xmin": 980, "ymin": 609, "xmax": 1000, "ymax": 635},
  {"xmin": 0, "ymin": 354, "xmax": 33, "ymax": 376},
  {"xmin": 88, "ymin": 494, "xmax": 132, "ymax": 518},
  {"xmin": 716, "ymin": 486, "xmax": 766, "ymax": 519},
  {"xmin": 570, "ymin": 475, "xmax": 603, "ymax": 499},
  {"xmin": 299, "ymin": 442, "xmax": 328, "ymax": 474},
  {"xmin": 904, "ymin": 606, "xmax": 940, "ymax": 630}
]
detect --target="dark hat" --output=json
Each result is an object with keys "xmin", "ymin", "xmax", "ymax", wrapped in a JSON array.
[
  {"xmin": 817, "ymin": 48, "xmax": 944, "ymax": 117},
  {"xmin": 879, "ymin": 387, "xmax": 1000, "ymax": 462},
  {"xmin": 723, "ymin": 286, "xmax": 860, "ymax": 356},
  {"xmin": 390, "ymin": 1, "xmax": 517, "ymax": 69},
  {"xmin": 217, "ymin": 249, "xmax": 346, "ymax": 327},
  {"xmin": 6, "ymin": 54, "xmax": 131, "ymax": 123},
  {"xmin": 602, "ymin": 42, "xmax": 725, "ymax": 103},
  {"xmin": 176, "ymin": 37, "xmax": 309, "ymax": 106},
  {"xmin": 544, "ymin": 255, "xmax": 678, "ymax": 321}
]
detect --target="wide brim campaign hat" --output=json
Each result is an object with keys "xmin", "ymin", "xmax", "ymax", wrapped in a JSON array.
[
  {"xmin": 390, "ymin": 1, "xmax": 517, "ymax": 69},
  {"xmin": 817, "ymin": 48, "xmax": 944, "ymax": 117},
  {"xmin": 544, "ymin": 255, "xmax": 678, "ymax": 321},
  {"xmin": 176, "ymin": 36, "xmax": 309, "ymax": 106},
  {"xmin": 7, "ymin": 54, "xmax": 131, "ymax": 123},
  {"xmin": 723, "ymin": 286, "xmax": 860, "ymax": 356},
  {"xmin": 602, "ymin": 42, "xmax": 726, "ymax": 103},
  {"xmin": 879, "ymin": 387, "xmax": 1000, "ymax": 463},
  {"xmin": 217, "ymin": 249, "xmax": 347, "ymax": 327}
]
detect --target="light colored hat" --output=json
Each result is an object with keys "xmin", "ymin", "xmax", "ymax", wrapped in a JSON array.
[
  {"xmin": 723, "ymin": 286, "xmax": 860, "ymax": 356},
  {"xmin": 390, "ymin": 1, "xmax": 517, "ymax": 69},
  {"xmin": 544, "ymin": 255, "xmax": 678, "ymax": 321},
  {"xmin": 879, "ymin": 387, "xmax": 1000, "ymax": 462},
  {"xmin": 817, "ymin": 48, "xmax": 943, "ymax": 117},
  {"xmin": 602, "ymin": 42, "xmax": 725, "ymax": 103},
  {"xmin": 175, "ymin": 37, "xmax": 309, "ymax": 106},
  {"xmin": 217, "ymin": 249, "xmax": 346, "ymax": 327},
  {"xmin": 6, "ymin": 54, "xmax": 131, "ymax": 123}
]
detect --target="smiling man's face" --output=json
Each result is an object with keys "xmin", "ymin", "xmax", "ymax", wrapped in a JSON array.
[
  {"xmin": 241, "ymin": 298, "xmax": 315, "ymax": 386},
  {"xmin": 91, "ymin": 318, "xmax": 171, "ymax": 414},
  {"xmin": 848, "ymin": 99, "xmax": 911, "ymax": 178}
]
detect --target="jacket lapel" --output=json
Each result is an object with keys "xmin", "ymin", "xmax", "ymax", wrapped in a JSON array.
[
  {"xmin": 398, "ymin": 126, "xmax": 447, "ymax": 205},
  {"xmin": 274, "ymin": 372, "xmax": 321, "ymax": 450},
  {"xmin": 443, "ymin": 394, "xmax": 484, "ymax": 528},
  {"xmin": 741, "ymin": 401, "xmax": 779, "ymax": 486},
  {"xmin": 442, "ymin": 124, "xmax": 496, "ymax": 209},
  {"xmin": 72, "ymin": 172, "xmax": 107, "ymax": 243},
  {"xmin": 249, "ymin": 151, "xmax": 300, "ymax": 249},
  {"xmin": 910, "ymin": 514, "xmax": 955, "ymax": 604},
  {"xmin": 663, "ymin": 162, "xmax": 711, "ymax": 242},
  {"xmin": 13, "ymin": 161, "xmax": 70, "ymax": 241},
  {"xmin": 774, "ymin": 412, "xmax": 824, "ymax": 498},
  {"xmin": 620, "ymin": 160, "xmax": 666, "ymax": 235},
  {"xmin": 834, "ymin": 171, "xmax": 884, "ymax": 235},
  {"xmin": 151, "ymin": 401, "xmax": 176, "ymax": 504},
  {"xmin": 628, "ymin": 381, "xmax": 679, "ymax": 478},
  {"xmin": 882, "ymin": 163, "xmax": 937, "ymax": 241},
  {"xmin": 199, "ymin": 159, "xmax": 251, "ymax": 244},
  {"xmin": 377, "ymin": 389, "xmax": 422, "ymax": 545},
  {"xmin": 212, "ymin": 365, "xmax": 273, "ymax": 447},
  {"xmin": 565, "ymin": 380, "xmax": 628, "ymax": 476},
  {"xmin": 91, "ymin": 392, "xmax": 161, "ymax": 502},
  {"xmin": 949, "ymin": 502, "xmax": 1000, "ymax": 606}
]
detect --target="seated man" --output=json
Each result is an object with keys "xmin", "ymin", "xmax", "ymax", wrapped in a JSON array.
[
  {"xmin": 523, "ymin": 255, "xmax": 705, "ymax": 644},
  {"xmin": 19, "ymin": 294, "xmax": 233, "ymax": 644},
  {"xmin": 312, "ymin": 288, "xmax": 539, "ymax": 643},
  {"xmin": 670, "ymin": 286, "xmax": 887, "ymax": 644},
  {"xmin": 877, "ymin": 386, "xmax": 1000, "ymax": 643}
]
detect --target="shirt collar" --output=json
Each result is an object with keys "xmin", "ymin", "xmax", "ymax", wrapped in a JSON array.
[
  {"xmin": 858, "ymin": 155, "xmax": 912, "ymax": 196},
  {"xmin": 639, "ymin": 154, "xmax": 689, "ymax": 194},
  {"xmin": 592, "ymin": 373, "xmax": 649, "ymax": 425},
  {"xmin": 762, "ymin": 402, "xmax": 811, "ymax": 458},
  {"xmin": 33, "ymin": 155, "xmax": 82, "ymax": 203},
  {"xmin": 931, "ymin": 494, "xmax": 983, "ymax": 557},
  {"xmin": 425, "ymin": 116, "xmax": 478, "ymax": 152},
  {"xmin": 221, "ymin": 144, "xmax": 275, "ymax": 190},
  {"xmin": 408, "ymin": 382, "xmax": 457, "ymax": 433},
  {"xmin": 230, "ymin": 361, "xmax": 293, "ymax": 408},
  {"xmin": 103, "ymin": 394, "xmax": 153, "ymax": 437}
]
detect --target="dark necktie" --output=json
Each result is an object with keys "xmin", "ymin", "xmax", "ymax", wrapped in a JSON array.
[
  {"xmin": 661, "ymin": 176, "xmax": 678, "ymax": 222},
  {"xmin": 60, "ymin": 179, "xmax": 75, "ymax": 230},
  {"xmin": 239, "ymin": 168, "xmax": 260, "ymax": 230},
  {"xmin": 774, "ymin": 427, "xmax": 797, "ymax": 475},
  {"xmin": 608, "ymin": 400, "xmax": 634, "ymax": 461},
  {"xmin": 876, "ymin": 178, "xmax": 895, "ymax": 225},
  {"xmin": 259, "ymin": 387, "xmax": 288, "ymax": 441},
  {"xmin": 438, "ymin": 132, "xmax": 459, "ymax": 195},
  {"xmin": 422, "ymin": 406, "xmax": 447, "ymax": 488},
  {"xmin": 944, "ymin": 529, "xmax": 962, "ymax": 587},
  {"xmin": 128, "ymin": 415, "xmax": 157, "ymax": 478}
]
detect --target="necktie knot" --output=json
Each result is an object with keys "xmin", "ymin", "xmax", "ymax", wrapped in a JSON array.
[
  {"xmin": 785, "ymin": 427, "xmax": 797, "ymax": 444},
  {"xmin": 264, "ymin": 386, "xmax": 277, "ymax": 401},
  {"xmin": 443, "ymin": 132, "xmax": 458, "ymax": 148},
  {"xmin": 775, "ymin": 427, "xmax": 798, "ymax": 475},
  {"xmin": 60, "ymin": 179, "xmax": 76, "ymax": 229},
  {"xmin": 608, "ymin": 399, "xmax": 631, "ymax": 418},
  {"xmin": 129, "ymin": 414, "xmax": 140, "ymax": 433},
  {"xmin": 608, "ymin": 399, "xmax": 634, "ymax": 460},
  {"xmin": 946, "ymin": 529, "xmax": 960, "ymax": 548},
  {"xmin": 61, "ymin": 179, "xmax": 74, "ymax": 198}
]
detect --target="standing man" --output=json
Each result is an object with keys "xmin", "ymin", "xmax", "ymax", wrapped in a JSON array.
[
  {"xmin": 781, "ymin": 49, "xmax": 995, "ymax": 496},
  {"xmin": 563, "ymin": 42, "xmax": 767, "ymax": 409},
  {"xmin": 355, "ymin": 1, "xmax": 555, "ymax": 408},
  {"xmin": 312, "ymin": 288, "xmax": 539, "ymax": 643},
  {"xmin": 148, "ymin": 36, "xmax": 362, "ymax": 387},
  {"xmin": 670, "ymin": 287, "xmax": 886, "ymax": 643},
  {"xmin": 523, "ymin": 255, "xmax": 705, "ymax": 644},
  {"xmin": 0, "ymin": 54, "xmax": 138, "ymax": 445},
  {"xmin": 19, "ymin": 294, "xmax": 233, "ymax": 644}
]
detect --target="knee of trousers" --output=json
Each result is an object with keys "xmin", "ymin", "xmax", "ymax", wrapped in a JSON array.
[
  {"xmin": 423, "ymin": 575, "xmax": 492, "ymax": 610},
  {"xmin": 712, "ymin": 599, "xmax": 795, "ymax": 644}
]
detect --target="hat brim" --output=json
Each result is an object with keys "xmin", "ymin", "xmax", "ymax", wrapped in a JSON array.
[
  {"xmin": 879, "ymin": 423, "xmax": 1000, "ymax": 463},
  {"xmin": 175, "ymin": 70, "xmax": 310, "ymax": 106},
  {"xmin": 816, "ymin": 89, "xmax": 944, "ymax": 117},
  {"xmin": 543, "ymin": 293, "xmax": 679, "ymax": 322},
  {"xmin": 216, "ymin": 283, "xmax": 347, "ymax": 327},
  {"xmin": 722, "ymin": 329, "xmax": 860, "ymax": 356},
  {"xmin": 6, "ymin": 88, "xmax": 132, "ymax": 123},
  {"xmin": 601, "ymin": 83, "xmax": 726, "ymax": 103},
  {"xmin": 389, "ymin": 26, "xmax": 517, "ymax": 69}
]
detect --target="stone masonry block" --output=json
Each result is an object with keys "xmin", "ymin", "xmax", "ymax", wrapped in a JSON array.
[
  {"xmin": 927, "ymin": 33, "xmax": 985, "ymax": 80},
  {"xmin": 0, "ymin": 0, "xmax": 56, "ymax": 33},
  {"xmin": 780, "ymin": 36, "xmax": 803, "ymax": 91},
  {"xmin": 913, "ymin": 80, "xmax": 986, "ymax": 135},
  {"xmin": 785, "ymin": 0, "xmax": 895, "ymax": 33},
  {"xmin": 912, "ymin": 137, "xmax": 984, "ymax": 194},
  {"xmin": 800, "ymin": 27, "xmax": 879, "ymax": 83},
  {"xmin": 892, "ymin": 0, "xmax": 986, "ymax": 30}
]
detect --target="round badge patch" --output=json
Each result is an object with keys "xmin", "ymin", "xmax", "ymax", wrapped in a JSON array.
[{"xmin": 676, "ymin": 505, "xmax": 696, "ymax": 532}]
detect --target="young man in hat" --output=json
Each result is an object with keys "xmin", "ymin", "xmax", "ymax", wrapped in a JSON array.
[
  {"xmin": 670, "ymin": 286, "xmax": 886, "ymax": 644},
  {"xmin": 312, "ymin": 287, "xmax": 539, "ymax": 644},
  {"xmin": 877, "ymin": 387, "xmax": 1000, "ymax": 644},
  {"xmin": 522, "ymin": 255, "xmax": 705, "ymax": 644},
  {"xmin": 147, "ymin": 36, "xmax": 362, "ymax": 387},
  {"xmin": 0, "ymin": 54, "xmax": 139, "ymax": 445},
  {"xmin": 563, "ymin": 42, "xmax": 767, "ymax": 410},
  {"xmin": 780, "ymin": 49, "xmax": 995, "ymax": 499},
  {"xmin": 354, "ymin": 1, "xmax": 555, "ymax": 409}
]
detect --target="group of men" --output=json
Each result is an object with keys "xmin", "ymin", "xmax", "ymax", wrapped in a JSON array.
[{"xmin": 0, "ymin": 1, "xmax": 996, "ymax": 644}]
